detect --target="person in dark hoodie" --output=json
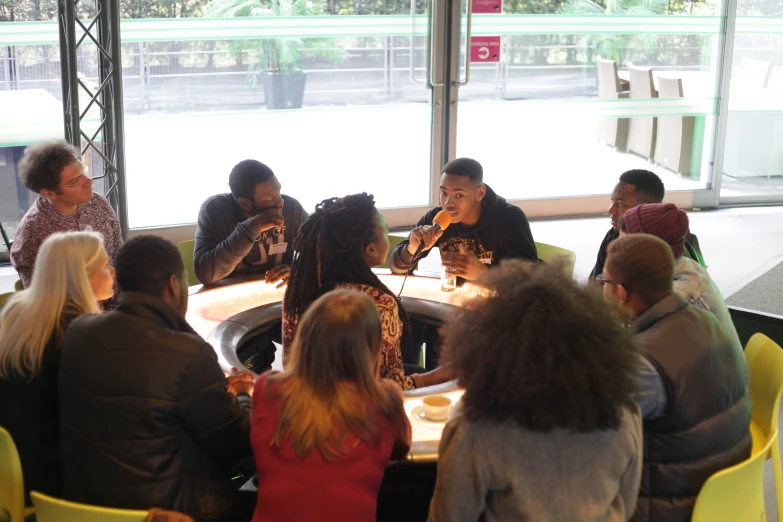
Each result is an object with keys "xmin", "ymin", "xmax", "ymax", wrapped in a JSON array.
[
  {"xmin": 194, "ymin": 159, "xmax": 308, "ymax": 288},
  {"xmin": 388, "ymin": 158, "xmax": 537, "ymax": 281},
  {"xmin": 589, "ymin": 169, "xmax": 705, "ymax": 280}
]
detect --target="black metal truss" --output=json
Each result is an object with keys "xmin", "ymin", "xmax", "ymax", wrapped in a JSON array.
[{"xmin": 58, "ymin": 0, "xmax": 129, "ymax": 239}]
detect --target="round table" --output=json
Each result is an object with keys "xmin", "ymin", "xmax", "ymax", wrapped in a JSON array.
[{"xmin": 185, "ymin": 270, "xmax": 473, "ymax": 462}]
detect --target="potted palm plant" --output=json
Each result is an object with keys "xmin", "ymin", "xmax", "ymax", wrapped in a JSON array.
[
  {"xmin": 204, "ymin": 0, "xmax": 342, "ymax": 109},
  {"xmin": 558, "ymin": 0, "xmax": 666, "ymax": 65}
]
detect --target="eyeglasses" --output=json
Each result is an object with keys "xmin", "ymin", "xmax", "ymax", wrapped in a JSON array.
[
  {"xmin": 596, "ymin": 274, "xmax": 631, "ymax": 292},
  {"xmin": 61, "ymin": 163, "xmax": 90, "ymax": 189}
]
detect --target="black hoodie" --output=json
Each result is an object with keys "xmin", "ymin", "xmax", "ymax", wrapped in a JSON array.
[{"xmin": 389, "ymin": 184, "xmax": 538, "ymax": 274}]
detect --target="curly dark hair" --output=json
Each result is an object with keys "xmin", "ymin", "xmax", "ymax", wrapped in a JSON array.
[
  {"xmin": 283, "ymin": 193, "xmax": 412, "ymax": 344},
  {"xmin": 443, "ymin": 260, "xmax": 639, "ymax": 432},
  {"xmin": 18, "ymin": 141, "xmax": 81, "ymax": 194}
]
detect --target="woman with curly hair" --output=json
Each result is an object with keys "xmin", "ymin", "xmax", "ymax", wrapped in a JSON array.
[
  {"xmin": 283, "ymin": 193, "xmax": 449, "ymax": 390},
  {"xmin": 428, "ymin": 260, "xmax": 643, "ymax": 522}
]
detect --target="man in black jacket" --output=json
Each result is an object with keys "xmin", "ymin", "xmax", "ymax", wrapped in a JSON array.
[
  {"xmin": 194, "ymin": 159, "xmax": 307, "ymax": 287},
  {"xmin": 589, "ymin": 169, "xmax": 705, "ymax": 279},
  {"xmin": 59, "ymin": 236, "xmax": 255, "ymax": 522},
  {"xmin": 388, "ymin": 157, "xmax": 537, "ymax": 281}
]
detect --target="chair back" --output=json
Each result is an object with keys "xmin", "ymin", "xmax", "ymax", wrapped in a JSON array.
[
  {"xmin": 30, "ymin": 491, "xmax": 148, "ymax": 522},
  {"xmin": 378, "ymin": 234, "xmax": 407, "ymax": 270},
  {"xmin": 0, "ymin": 426, "xmax": 25, "ymax": 522},
  {"xmin": 691, "ymin": 429, "xmax": 775, "ymax": 522},
  {"xmin": 596, "ymin": 56, "xmax": 623, "ymax": 96},
  {"xmin": 14, "ymin": 279, "xmax": 23, "ymax": 292},
  {"xmin": 176, "ymin": 240, "xmax": 200, "ymax": 287},
  {"xmin": 745, "ymin": 333, "xmax": 783, "ymax": 450},
  {"xmin": 536, "ymin": 242, "xmax": 576, "ymax": 278},
  {"xmin": 0, "ymin": 291, "xmax": 14, "ymax": 311}
]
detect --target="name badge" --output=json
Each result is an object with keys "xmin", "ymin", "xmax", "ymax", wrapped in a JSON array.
[
  {"xmin": 479, "ymin": 258, "xmax": 492, "ymax": 265},
  {"xmin": 268, "ymin": 242, "xmax": 288, "ymax": 255}
]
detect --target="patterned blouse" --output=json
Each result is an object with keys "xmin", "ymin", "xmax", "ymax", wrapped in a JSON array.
[
  {"xmin": 282, "ymin": 283, "xmax": 416, "ymax": 390},
  {"xmin": 10, "ymin": 194, "xmax": 123, "ymax": 292}
]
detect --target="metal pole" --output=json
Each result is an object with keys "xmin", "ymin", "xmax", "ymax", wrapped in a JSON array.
[
  {"xmin": 710, "ymin": 0, "xmax": 737, "ymax": 208},
  {"xmin": 106, "ymin": 0, "xmax": 129, "ymax": 239},
  {"xmin": 58, "ymin": 0, "xmax": 80, "ymax": 147}
]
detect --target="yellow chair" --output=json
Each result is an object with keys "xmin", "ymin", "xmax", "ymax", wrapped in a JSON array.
[
  {"xmin": 176, "ymin": 240, "xmax": 200, "ymax": 287},
  {"xmin": 536, "ymin": 242, "xmax": 576, "ymax": 278},
  {"xmin": 744, "ymin": 333, "xmax": 783, "ymax": 522},
  {"xmin": 0, "ymin": 292, "xmax": 13, "ymax": 311},
  {"xmin": 0, "ymin": 426, "xmax": 35, "ymax": 522},
  {"xmin": 378, "ymin": 234, "xmax": 407, "ymax": 270},
  {"xmin": 30, "ymin": 491, "xmax": 148, "ymax": 522},
  {"xmin": 691, "ymin": 429, "xmax": 776, "ymax": 522},
  {"xmin": 14, "ymin": 279, "xmax": 23, "ymax": 292}
]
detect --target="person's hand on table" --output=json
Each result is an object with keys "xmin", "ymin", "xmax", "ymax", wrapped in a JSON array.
[
  {"xmin": 265, "ymin": 264, "xmax": 290, "ymax": 289},
  {"xmin": 441, "ymin": 244, "xmax": 488, "ymax": 281},
  {"xmin": 250, "ymin": 207, "xmax": 284, "ymax": 235},
  {"xmin": 227, "ymin": 367, "xmax": 256, "ymax": 396},
  {"xmin": 406, "ymin": 225, "xmax": 443, "ymax": 256}
]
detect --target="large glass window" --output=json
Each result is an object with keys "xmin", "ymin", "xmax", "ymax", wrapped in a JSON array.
[
  {"xmin": 720, "ymin": 3, "xmax": 783, "ymax": 201},
  {"xmin": 1, "ymin": 7, "xmax": 64, "ymax": 254},
  {"xmin": 456, "ymin": 3, "xmax": 724, "ymax": 201},
  {"xmin": 119, "ymin": 4, "xmax": 436, "ymax": 228}
]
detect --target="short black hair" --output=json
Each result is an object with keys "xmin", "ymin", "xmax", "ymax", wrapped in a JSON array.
[
  {"xmin": 18, "ymin": 140, "xmax": 81, "ymax": 193},
  {"xmin": 442, "ymin": 157, "xmax": 483, "ymax": 184},
  {"xmin": 619, "ymin": 169, "xmax": 665, "ymax": 203},
  {"xmin": 228, "ymin": 160, "xmax": 276, "ymax": 200},
  {"xmin": 606, "ymin": 234, "xmax": 674, "ymax": 306},
  {"xmin": 115, "ymin": 235, "xmax": 185, "ymax": 298}
]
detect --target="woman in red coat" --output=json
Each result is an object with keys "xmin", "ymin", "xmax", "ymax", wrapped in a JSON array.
[{"xmin": 251, "ymin": 288, "xmax": 412, "ymax": 522}]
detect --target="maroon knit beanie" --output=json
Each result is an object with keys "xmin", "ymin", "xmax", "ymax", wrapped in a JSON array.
[{"xmin": 623, "ymin": 203, "xmax": 689, "ymax": 258}]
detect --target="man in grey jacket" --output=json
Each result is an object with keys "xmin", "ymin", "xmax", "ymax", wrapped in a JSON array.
[
  {"xmin": 194, "ymin": 159, "xmax": 307, "ymax": 287},
  {"xmin": 600, "ymin": 234, "xmax": 750, "ymax": 522}
]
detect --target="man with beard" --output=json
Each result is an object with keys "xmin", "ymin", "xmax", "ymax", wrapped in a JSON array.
[{"xmin": 194, "ymin": 159, "xmax": 307, "ymax": 288}]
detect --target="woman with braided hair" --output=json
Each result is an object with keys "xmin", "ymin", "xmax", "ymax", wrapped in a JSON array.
[{"xmin": 282, "ymin": 193, "xmax": 448, "ymax": 390}]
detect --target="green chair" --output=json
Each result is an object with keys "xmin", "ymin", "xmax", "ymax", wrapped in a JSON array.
[
  {"xmin": 31, "ymin": 491, "xmax": 147, "ymax": 522},
  {"xmin": 176, "ymin": 240, "xmax": 200, "ymax": 287},
  {"xmin": 378, "ymin": 234, "xmax": 407, "ymax": 270},
  {"xmin": 0, "ymin": 292, "xmax": 14, "ymax": 311},
  {"xmin": 14, "ymin": 279, "xmax": 23, "ymax": 292},
  {"xmin": 0, "ymin": 426, "xmax": 35, "ymax": 522},
  {"xmin": 745, "ymin": 333, "xmax": 783, "ymax": 522},
  {"xmin": 536, "ymin": 242, "xmax": 576, "ymax": 278},
  {"xmin": 691, "ymin": 429, "xmax": 775, "ymax": 522}
]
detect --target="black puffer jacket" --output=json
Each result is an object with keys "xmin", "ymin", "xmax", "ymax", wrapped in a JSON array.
[{"xmin": 59, "ymin": 292, "xmax": 252, "ymax": 522}]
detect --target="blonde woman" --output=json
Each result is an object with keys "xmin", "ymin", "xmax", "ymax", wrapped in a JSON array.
[
  {"xmin": 251, "ymin": 289, "xmax": 412, "ymax": 522},
  {"xmin": 0, "ymin": 230, "xmax": 114, "ymax": 506}
]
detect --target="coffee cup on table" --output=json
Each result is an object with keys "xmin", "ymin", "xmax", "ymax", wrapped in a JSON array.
[{"xmin": 421, "ymin": 395, "xmax": 452, "ymax": 421}]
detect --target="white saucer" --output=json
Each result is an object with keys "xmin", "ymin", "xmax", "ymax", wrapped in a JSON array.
[{"xmin": 411, "ymin": 405, "xmax": 449, "ymax": 424}]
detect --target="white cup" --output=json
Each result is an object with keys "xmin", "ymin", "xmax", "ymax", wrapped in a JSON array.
[{"xmin": 421, "ymin": 395, "xmax": 452, "ymax": 421}]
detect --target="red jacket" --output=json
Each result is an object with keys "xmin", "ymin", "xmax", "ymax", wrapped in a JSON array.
[{"xmin": 251, "ymin": 373, "xmax": 411, "ymax": 522}]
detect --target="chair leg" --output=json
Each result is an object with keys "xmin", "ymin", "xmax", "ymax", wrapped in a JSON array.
[{"xmin": 772, "ymin": 440, "xmax": 783, "ymax": 522}]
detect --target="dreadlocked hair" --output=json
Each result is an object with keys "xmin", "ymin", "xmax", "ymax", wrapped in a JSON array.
[{"xmin": 284, "ymin": 193, "xmax": 413, "ymax": 346}]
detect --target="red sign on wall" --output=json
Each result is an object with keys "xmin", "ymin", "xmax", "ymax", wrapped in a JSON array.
[
  {"xmin": 470, "ymin": 36, "xmax": 501, "ymax": 63},
  {"xmin": 472, "ymin": 0, "xmax": 502, "ymax": 13}
]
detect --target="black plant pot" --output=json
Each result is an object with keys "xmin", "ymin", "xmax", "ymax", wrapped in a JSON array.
[{"xmin": 261, "ymin": 71, "xmax": 306, "ymax": 110}]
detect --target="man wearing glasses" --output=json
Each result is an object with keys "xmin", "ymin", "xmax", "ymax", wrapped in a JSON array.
[
  {"xmin": 600, "ymin": 233, "xmax": 749, "ymax": 522},
  {"xmin": 10, "ymin": 141, "xmax": 122, "ymax": 297}
]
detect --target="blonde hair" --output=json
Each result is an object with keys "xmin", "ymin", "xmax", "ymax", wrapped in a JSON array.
[
  {"xmin": 0, "ymin": 231, "xmax": 106, "ymax": 378},
  {"xmin": 266, "ymin": 289, "xmax": 407, "ymax": 461}
]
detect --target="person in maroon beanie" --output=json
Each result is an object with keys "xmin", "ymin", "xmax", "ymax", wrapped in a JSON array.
[{"xmin": 619, "ymin": 203, "xmax": 743, "ymax": 360}]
